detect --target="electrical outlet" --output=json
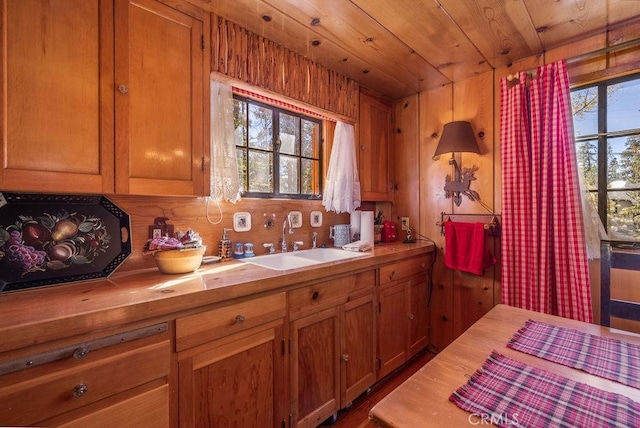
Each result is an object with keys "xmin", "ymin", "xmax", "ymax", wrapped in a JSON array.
[{"xmin": 401, "ymin": 217, "xmax": 409, "ymax": 230}]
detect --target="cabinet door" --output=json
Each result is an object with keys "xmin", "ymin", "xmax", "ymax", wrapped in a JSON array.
[
  {"xmin": 0, "ymin": 0, "xmax": 114, "ymax": 193},
  {"xmin": 114, "ymin": 0, "xmax": 207, "ymax": 195},
  {"xmin": 408, "ymin": 278, "xmax": 429, "ymax": 358},
  {"xmin": 358, "ymin": 91, "xmax": 392, "ymax": 201},
  {"xmin": 178, "ymin": 323, "xmax": 286, "ymax": 427},
  {"xmin": 341, "ymin": 293, "xmax": 376, "ymax": 406},
  {"xmin": 291, "ymin": 307, "xmax": 340, "ymax": 428},
  {"xmin": 377, "ymin": 282, "xmax": 408, "ymax": 379}
]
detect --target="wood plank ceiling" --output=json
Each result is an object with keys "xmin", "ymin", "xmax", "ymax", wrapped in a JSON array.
[{"xmin": 203, "ymin": 0, "xmax": 640, "ymax": 100}]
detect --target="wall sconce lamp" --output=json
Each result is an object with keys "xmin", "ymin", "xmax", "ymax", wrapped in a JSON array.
[{"xmin": 433, "ymin": 121, "xmax": 482, "ymax": 206}]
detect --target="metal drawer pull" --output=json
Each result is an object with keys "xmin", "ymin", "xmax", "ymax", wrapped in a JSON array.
[
  {"xmin": 312, "ymin": 291, "xmax": 319, "ymax": 300},
  {"xmin": 73, "ymin": 383, "xmax": 88, "ymax": 398},
  {"xmin": 118, "ymin": 84, "xmax": 129, "ymax": 94},
  {"xmin": 73, "ymin": 346, "xmax": 89, "ymax": 359},
  {"xmin": 408, "ymin": 313, "xmax": 415, "ymax": 320},
  {"xmin": 0, "ymin": 322, "xmax": 167, "ymax": 376},
  {"xmin": 235, "ymin": 315, "xmax": 245, "ymax": 324},
  {"xmin": 342, "ymin": 353, "xmax": 350, "ymax": 362},
  {"xmin": 390, "ymin": 270, "xmax": 398, "ymax": 278}
]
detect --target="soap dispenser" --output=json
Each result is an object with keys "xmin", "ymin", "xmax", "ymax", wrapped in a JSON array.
[{"xmin": 218, "ymin": 228, "xmax": 232, "ymax": 261}]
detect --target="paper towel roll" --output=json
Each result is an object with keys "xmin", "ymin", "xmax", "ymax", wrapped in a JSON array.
[
  {"xmin": 350, "ymin": 211, "xmax": 361, "ymax": 241},
  {"xmin": 360, "ymin": 211, "xmax": 374, "ymax": 247}
]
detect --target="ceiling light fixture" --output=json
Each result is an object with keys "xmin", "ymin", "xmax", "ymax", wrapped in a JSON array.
[{"xmin": 433, "ymin": 121, "xmax": 482, "ymax": 206}]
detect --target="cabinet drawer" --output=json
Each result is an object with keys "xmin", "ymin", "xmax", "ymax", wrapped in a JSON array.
[
  {"xmin": 380, "ymin": 255, "xmax": 430, "ymax": 286},
  {"xmin": 0, "ymin": 340, "xmax": 170, "ymax": 426},
  {"xmin": 42, "ymin": 384, "xmax": 169, "ymax": 428},
  {"xmin": 289, "ymin": 270, "xmax": 375, "ymax": 320},
  {"xmin": 176, "ymin": 292, "xmax": 286, "ymax": 351}
]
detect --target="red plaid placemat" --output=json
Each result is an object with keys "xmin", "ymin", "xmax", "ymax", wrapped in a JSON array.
[
  {"xmin": 450, "ymin": 351, "xmax": 640, "ymax": 427},
  {"xmin": 508, "ymin": 319, "xmax": 640, "ymax": 389}
]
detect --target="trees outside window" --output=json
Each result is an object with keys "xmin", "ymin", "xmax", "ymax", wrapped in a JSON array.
[
  {"xmin": 233, "ymin": 95, "xmax": 322, "ymax": 198},
  {"xmin": 572, "ymin": 74, "xmax": 640, "ymax": 241}
]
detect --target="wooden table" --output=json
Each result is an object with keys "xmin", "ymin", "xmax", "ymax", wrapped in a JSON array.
[{"xmin": 369, "ymin": 304, "xmax": 640, "ymax": 427}]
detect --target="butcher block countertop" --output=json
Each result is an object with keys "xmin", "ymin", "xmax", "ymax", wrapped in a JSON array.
[{"xmin": 0, "ymin": 242, "xmax": 433, "ymax": 355}]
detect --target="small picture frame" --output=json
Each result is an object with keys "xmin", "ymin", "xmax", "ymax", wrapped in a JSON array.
[
  {"xmin": 233, "ymin": 212, "xmax": 252, "ymax": 232},
  {"xmin": 310, "ymin": 211, "xmax": 322, "ymax": 227},
  {"xmin": 289, "ymin": 211, "xmax": 302, "ymax": 228}
]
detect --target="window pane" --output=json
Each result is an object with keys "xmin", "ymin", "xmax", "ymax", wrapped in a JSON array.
[
  {"xmin": 617, "ymin": 134, "xmax": 640, "ymax": 188},
  {"xmin": 248, "ymin": 151, "xmax": 272, "ymax": 192},
  {"xmin": 248, "ymin": 104, "xmax": 273, "ymax": 150},
  {"xmin": 279, "ymin": 113, "xmax": 300, "ymax": 155},
  {"xmin": 279, "ymin": 155, "xmax": 299, "ymax": 193},
  {"xmin": 607, "ymin": 136, "xmax": 640, "ymax": 186},
  {"xmin": 301, "ymin": 158, "xmax": 318, "ymax": 194},
  {"xmin": 607, "ymin": 190, "xmax": 640, "ymax": 241},
  {"xmin": 236, "ymin": 149, "xmax": 247, "ymax": 191},
  {"xmin": 302, "ymin": 120, "xmax": 319, "ymax": 158},
  {"xmin": 607, "ymin": 80, "xmax": 640, "ymax": 133},
  {"xmin": 233, "ymin": 100, "xmax": 247, "ymax": 147},
  {"xmin": 571, "ymin": 87, "xmax": 598, "ymax": 137},
  {"xmin": 576, "ymin": 140, "xmax": 598, "ymax": 190}
]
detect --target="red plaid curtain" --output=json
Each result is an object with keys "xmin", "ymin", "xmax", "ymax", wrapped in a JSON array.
[{"xmin": 500, "ymin": 60, "xmax": 593, "ymax": 322}]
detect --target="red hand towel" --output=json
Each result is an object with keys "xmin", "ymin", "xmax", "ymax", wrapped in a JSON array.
[{"xmin": 444, "ymin": 221, "xmax": 496, "ymax": 275}]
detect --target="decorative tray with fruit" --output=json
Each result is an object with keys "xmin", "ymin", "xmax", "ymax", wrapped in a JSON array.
[{"xmin": 0, "ymin": 193, "xmax": 131, "ymax": 292}]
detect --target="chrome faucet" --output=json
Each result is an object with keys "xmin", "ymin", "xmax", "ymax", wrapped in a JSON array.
[
  {"xmin": 312, "ymin": 232, "xmax": 317, "ymax": 249},
  {"xmin": 281, "ymin": 213, "xmax": 293, "ymax": 252}
]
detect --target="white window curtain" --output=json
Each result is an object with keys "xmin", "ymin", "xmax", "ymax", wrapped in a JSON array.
[
  {"xmin": 322, "ymin": 121, "xmax": 361, "ymax": 213},
  {"xmin": 210, "ymin": 80, "xmax": 241, "ymax": 203},
  {"xmin": 577, "ymin": 165, "xmax": 608, "ymax": 259}
]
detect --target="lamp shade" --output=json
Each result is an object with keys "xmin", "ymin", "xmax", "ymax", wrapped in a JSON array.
[{"xmin": 433, "ymin": 121, "xmax": 481, "ymax": 159}]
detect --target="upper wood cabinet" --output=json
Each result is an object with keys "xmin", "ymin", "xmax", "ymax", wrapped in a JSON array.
[
  {"xmin": 0, "ymin": 0, "xmax": 209, "ymax": 196},
  {"xmin": 0, "ymin": 0, "xmax": 114, "ymax": 194},
  {"xmin": 358, "ymin": 90, "xmax": 393, "ymax": 202},
  {"xmin": 114, "ymin": 0, "xmax": 207, "ymax": 195}
]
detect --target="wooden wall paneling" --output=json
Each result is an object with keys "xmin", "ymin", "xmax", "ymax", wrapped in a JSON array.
[
  {"xmin": 452, "ymin": 270, "xmax": 495, "ymax": 338},
  {"xmin": 448, "ymin": 72, "xmax": 497, "ymax": 337},
  {"xmin": 391, "ymin": 94, "xmax": 419, "ymax": 239},
  {"xmin": 607, "ymin": 19, "xmax": 640, "ymax": 69},
  {"xmin": 108, "ymin": 195, "xmax": 350, "ymax": 273},
  {"xmin": 452, "ymin": 72, "xmax": 494, "ymax": 215},
  {"xmin": 418, "ymin": 85, "xmax": 454, "ymax": 352}
]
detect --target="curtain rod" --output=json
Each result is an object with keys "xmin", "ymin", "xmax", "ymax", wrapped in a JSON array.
[
  {"xmin": 566, "ymin": 37, "xmax": 640, "ymax": 64},
  {"xmin": 507, "ymin": 37, "xmax": 640, "ymax": 82}
]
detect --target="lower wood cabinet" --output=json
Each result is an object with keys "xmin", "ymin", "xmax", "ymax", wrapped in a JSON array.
[
  {"xmin": 0, "ymin": 323, "xmax": 171, "ymax": 427},
  {"xmin": 377, "ymin": 256, "xmax": 430, "ymax": 379},
  {"xmin": 177, "ymin": 321, "xmax": 287, "ymax": 427},
  {"xmin": 176, "ymin": 293, "xmax": 287, "ymax": 427},
  {"xmin": 288, "ymin": 271, "xmax": 376, "ymax": 428}
]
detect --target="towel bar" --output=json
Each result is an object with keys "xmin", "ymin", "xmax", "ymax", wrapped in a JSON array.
[{"xmin": 437, "ymin": 212, "xmax": 501, "ymax": 237}]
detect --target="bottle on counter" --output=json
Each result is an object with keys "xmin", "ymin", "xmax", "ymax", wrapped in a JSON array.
[{"xmin": 218, "ymin": 228, "xmax": 232, "ymax": 261}]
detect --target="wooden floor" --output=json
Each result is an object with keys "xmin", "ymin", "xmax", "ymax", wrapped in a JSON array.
[{"xmin": 328, "ymin": 350, "xmax": 435, "ymax": 428}]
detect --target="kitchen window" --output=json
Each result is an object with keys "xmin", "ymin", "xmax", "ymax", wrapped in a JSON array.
[
  {"xmin": 233, "ymin": 95, "xmax": 322, "ymax": 198},
  {"xmin": 572, "ymin": 73, "xmax": 640, "ymax": 241}
]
